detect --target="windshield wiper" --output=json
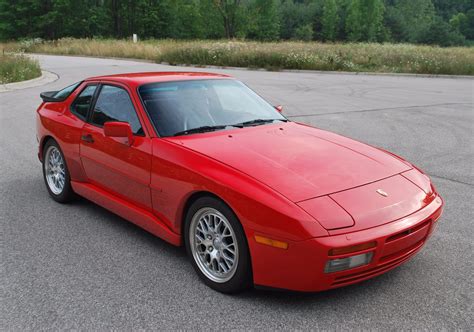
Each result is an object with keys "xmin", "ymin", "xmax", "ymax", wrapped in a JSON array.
[
  {"xmin": 173, "ymin": 125, "xmax": 228, "ymax": 137},
  {"xmin": 172, "ymin": 119, "xmax": 288, "ymax": 136},
  {"xmin": 232, "ymin": 118, "xmax": 288, "ymax": 128}
]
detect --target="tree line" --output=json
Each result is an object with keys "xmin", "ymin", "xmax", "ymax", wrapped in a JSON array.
[{"xmin": 0, "ymin": 0, "xmax": 473, "ymax": 46}]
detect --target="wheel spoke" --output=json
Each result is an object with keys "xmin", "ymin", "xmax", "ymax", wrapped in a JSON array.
[
  {"xmin": 225, "ymin": 243, "xmax": 234, "ymax": 251},
  {"xmin": 197, "ymin": 220, "xmax": 206, "ymax": 234},
  {"xmin": 209, "ymin": 214, "xmax": 215, "ymax": 230},
  {"xmin": 215, "ymin": 218, "xmax": 222, "ymax": 233},
  {"xmin": 218, "ymin": 260, "xmax": 228, "ymax": 273},
  {"xmin": 222, "ymin": 251, "xmax": 234, "ymax": 263},
  {"xmin": 195, "ymin": 233, "xmax": 205, "ymax": 244},
  {"xmin": 202, "ymin": 217, "xmax": 211, "ymax": 232}
]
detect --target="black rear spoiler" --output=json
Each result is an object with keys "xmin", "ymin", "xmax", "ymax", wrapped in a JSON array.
[{"xmin": 40, "ymin": 91, "xmax": 61, "ymax": 102}]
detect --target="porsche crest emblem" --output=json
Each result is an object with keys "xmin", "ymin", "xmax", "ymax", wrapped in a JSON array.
[{"xmin": 376, "ymin": 189, "xmax": 389, "ymax": 197}]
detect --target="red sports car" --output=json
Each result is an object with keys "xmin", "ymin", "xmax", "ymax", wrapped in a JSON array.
[{"xmin": 36, "ymin": 72, "xmax": 443, "ymax": 293}]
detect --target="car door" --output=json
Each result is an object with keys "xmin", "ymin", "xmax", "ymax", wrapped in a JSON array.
[
  {"xmin": 79, "ymin": 83, "xmax": 153, "ymax": 211},
  {"xmin": 50, "ymin": 83, "xmax": 98, "ymax": 183}
]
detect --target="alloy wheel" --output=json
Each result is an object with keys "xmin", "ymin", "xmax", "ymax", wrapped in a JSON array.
[
  {"xmin": 189, "ymin": 207, "xmax": 239, "ymax": 283},
  {"xmin": 44, "ymin": 145, "xmax": 66, "ymax": 195}
]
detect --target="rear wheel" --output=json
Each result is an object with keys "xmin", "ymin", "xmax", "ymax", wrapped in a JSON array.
[
  {"xmin": 42, "ymin": 139, "xmax": 74, "ymax": 203},
  {"xmin": 184, "ymin": 196, "xmax": 252, "ymax": 293}
]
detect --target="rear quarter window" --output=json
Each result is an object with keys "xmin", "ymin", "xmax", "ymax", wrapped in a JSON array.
[
  {"xmin": 53, "ymin": 82, "xmax": 81, "ymax": 100},
  {"xmin": 70, "ymin": 85, "xmax": 97, "ymax": 120}
]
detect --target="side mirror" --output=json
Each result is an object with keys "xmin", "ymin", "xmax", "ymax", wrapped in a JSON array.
[
  {"xmin": 275, "ymin": 105, "xmax": 283, "ymax": 113},
  {"xmin": 104, "ymin": 122, "xmax": 134, "ymax": 146}
]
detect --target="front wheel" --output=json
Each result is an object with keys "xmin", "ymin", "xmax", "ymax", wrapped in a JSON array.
[
  {"xmin": 42, "ymin": 139, "xmax": 75, "ymax": 203},
  {"xmin": 184, "ymin": 197, "xmax": 252, "ymax": 293}
]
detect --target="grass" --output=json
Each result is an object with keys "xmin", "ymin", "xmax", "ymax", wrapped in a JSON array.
[
  {"xmin": 0, "ymin": 52, "xmax": 41, "ymax": 84},
  {"xmin": 2, "ymin": 38, "xmax": 474, "ymax": 75}
]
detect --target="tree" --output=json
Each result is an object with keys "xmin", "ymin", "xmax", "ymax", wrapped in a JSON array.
[
  {"xmin": 464, "ymin": 9, "xmax": 474, "ymax": 40},
  {"xmin": 431, "ymin": 0, "xmax": 473, "ymax": 20},
  {"xmin": 0, "ymin": 0, "xmax": 42, "ymax": 40},
  {"xmin": 279, "ymin": 0, "xmax": 301, "ymax": 40},
  {"xmin": 0, "ymin": 0, "xmax": 21, "ymax": 40},
  {"xmin": 389, "ymin": 0, "xmax": 436, "ymax": 43},
  {"xmin": 294, "ymin": 24, "xmax": 314, "ymax": 41},
  {"xmin": 450, "ymin": 12, "xmax": 467, "ymax": 33},
  {"xmin": 213, "ymin": 0, "xmax": 241, "ymax": 38},
  {"xmin": 199, "ymin": 0, "xmax": 225, "ymax": 38},
  {"xmin": 322, "ymin": 0, "xmax": 338, "ymax": 41},
  {"xmin": 451, "ymin": 9, "xmax": 474, "ymax": 40},
  {"xmin": 0, "ymin": 0, "xmax": 471, "ymax": 44},
  {"xmin": 167, "ymin": 0, "xmax": 205, "ymax": 39},
  {"xmin": 420, "ymin": 15, "xmax": 466, "ymax": 46},
  {"xmin": 136, "ymin": 0, "xmax": 163, "ymax": 38},
  {"xmin": 247, "ymin": 0, "xmax": 280, "ymax": 41},
  {"xmin": 279, "ymin": 0, "xmax": 318, "ymax": 40},
  {"xmin": 364, "ymin": 0, "xmax": 384, "ymax": 41},
  {"xmin": 344, "ymin": 0, "xmax": 385, "ymax": 42},
  {"xmin": 346, "ymin": 0, "xmax": 363, "ymax": 41}
]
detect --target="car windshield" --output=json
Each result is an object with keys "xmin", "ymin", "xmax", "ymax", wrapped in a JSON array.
[{"xmin": 139, "ymin": 79, "xmax": 286, "ymax": 137}]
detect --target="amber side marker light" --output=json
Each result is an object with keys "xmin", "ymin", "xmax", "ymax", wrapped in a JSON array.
[{"xmin": 254, "ymin": 235, "xmax": 289, "ymax": 250}]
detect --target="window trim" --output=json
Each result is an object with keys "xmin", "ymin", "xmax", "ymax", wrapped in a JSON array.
[
  {"xmin": 136, "ymin": 85, "xmax": 161, "ymax": 138},
  {"xmin": 69, "ymin": 83, "xmax": 99, "ymax": 122},
  {"xmin": 87, "ymin": 83, "xmax": 146, "ymax": 137}
]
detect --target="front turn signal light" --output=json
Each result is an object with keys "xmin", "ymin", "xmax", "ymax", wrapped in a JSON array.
[{"xmin": 254, "ymin": 235, "xmax": 288, "ymax": 250}]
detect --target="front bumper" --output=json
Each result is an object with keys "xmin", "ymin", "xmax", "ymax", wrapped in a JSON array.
[{"xmin": 248, "ymin": 195, "xmax": 443, "ymax": 292}]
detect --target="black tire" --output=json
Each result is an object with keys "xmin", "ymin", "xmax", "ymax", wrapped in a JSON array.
[
  {"xmin": 184, "ymin": 196, "xmax": 252, "ymax": 294},
  {"xmin": 42, "ymin": 139, "xmax": 75, "ymax": 203}
]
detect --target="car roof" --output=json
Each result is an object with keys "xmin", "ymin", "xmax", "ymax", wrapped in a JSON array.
[{"xmin": 86, "ymin": 71, "xmax": 233, "ymax": 86}]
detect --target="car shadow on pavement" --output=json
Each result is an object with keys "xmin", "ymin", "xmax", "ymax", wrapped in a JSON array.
[
  {"xmin": 69, "ymin": 195, "xmax": 188, "ymax": 260},
  {"xmin": 69, "ymin": 196, "xmax": 406, "ymax": 302},
  {"xmin": 13, "ymin": 178, "xmax": 409, "ymax": 305}
]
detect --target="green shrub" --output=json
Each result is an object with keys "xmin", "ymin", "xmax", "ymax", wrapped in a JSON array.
[
  {"xmin": 0, "ymin": 53, "xmax": 41, "ymax": 84},
  {"xmin": 5, "ymin": 38, "xmax": 474, "ymax": 75}
]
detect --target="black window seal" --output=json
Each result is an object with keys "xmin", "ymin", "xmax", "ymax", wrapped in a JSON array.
[
  {"xmin": 136, "ymin": 84, "xmax": 161, "ymax": 138},
  {"xmin": 86, "ymin": 83, "xmax": 102, "ymax": 123}
]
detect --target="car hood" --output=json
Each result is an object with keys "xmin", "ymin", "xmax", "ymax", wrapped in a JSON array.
[{"xmin": 167, "ymin": 122, "xmax": 412, "ymax": 202}]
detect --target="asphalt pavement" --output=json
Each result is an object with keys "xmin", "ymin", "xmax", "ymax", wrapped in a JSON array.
[{"xmin": 1, "ymin": 55, "xmax": 473, "ymax": 330}]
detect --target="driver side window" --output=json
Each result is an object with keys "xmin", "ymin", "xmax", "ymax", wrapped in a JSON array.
[{"xmin": 90, "ymin": 85, "xmax": 144, "ymax": 135}]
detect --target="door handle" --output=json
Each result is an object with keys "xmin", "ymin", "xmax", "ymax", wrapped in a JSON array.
[{"xmin": 81, "ymin": 134, "xmax": 94, "ymax": 143}]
